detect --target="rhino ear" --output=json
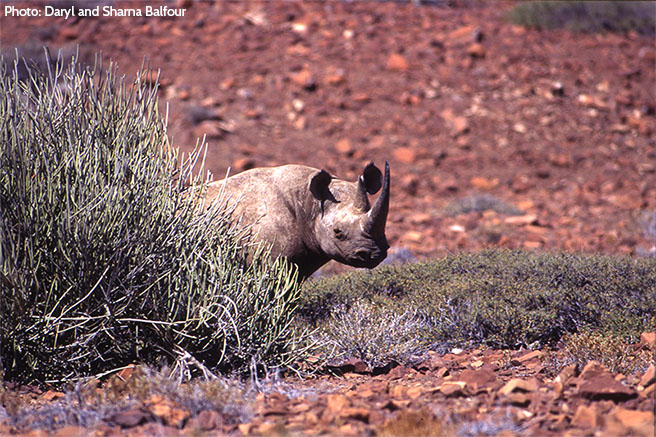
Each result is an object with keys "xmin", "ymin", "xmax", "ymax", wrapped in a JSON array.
[
  {"xmin": 361, "ymin": 161, "xmax": 383, "ymax": 194},
  {"xmin": 309, "ymin": 169, "xmax": 333, "ymax": 202}
]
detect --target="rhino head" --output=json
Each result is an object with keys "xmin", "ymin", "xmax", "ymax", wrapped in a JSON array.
[{"xmin": 308, "ymin": 161, "xmax": 390, "ymax": 269}]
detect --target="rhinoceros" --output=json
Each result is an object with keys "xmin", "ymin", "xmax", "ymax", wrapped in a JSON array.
[{"xmin": 205, "ymin": 161, "xmax": 390, "ymax": 279}]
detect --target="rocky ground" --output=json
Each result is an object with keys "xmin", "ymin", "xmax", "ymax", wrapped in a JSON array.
[
  {"xmin": 1, "ymin": 0, "xmax": 655, "ymax": 435},
  {"xmin": 1, "ymin": 335, "xmax": 654, "ymax": 436}
]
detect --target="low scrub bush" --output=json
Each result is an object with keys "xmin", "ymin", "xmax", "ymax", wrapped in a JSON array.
[
  {"xmin": 543, "ymin": 330, "xmax": 654, "ymax": 376},
  {"xmin": 299, "ymin": 250, "xmax": 656, "ymax": 360},
  {"xmin": 4, "ymin": 366, "xmax": 252, "ymax": 431},
  {"xmin": 505, "ymin": 1, "xmax": 656, "ymax": 36},
  {"xmin": 0, "ymin": 50, "xmax": 307, "ymax": 385},
  {"xmin": 443, "ymin": 194, "xmax": 523, "ymax": 217},
  {"xmin": 314, "ymin": 300, "xmax": 433, "ymax": 368}
]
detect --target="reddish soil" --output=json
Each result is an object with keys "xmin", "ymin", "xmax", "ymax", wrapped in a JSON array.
[
  {"xmin": 1, "ymin": 1, "xmax": 655, "ymax": 436},
  {"xmin": 2, "ymin": 0, "xmax": 655, "ymax": 261}
]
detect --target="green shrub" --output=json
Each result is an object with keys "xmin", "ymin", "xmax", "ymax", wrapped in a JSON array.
[
  {"xmin": 0, "ymin": 50, "xmax": 307, "ymax": 385},
  {"xmin": 299, "ymin": 250, "xmax": 656, "ymax": 357},
  {"xmin": 505, "ymin": 1, "xmax": 656, "ymax": 36}
]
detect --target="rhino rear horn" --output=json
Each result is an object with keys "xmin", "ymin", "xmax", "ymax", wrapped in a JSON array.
[{"xmin": 367, "ymin": 161, "xmax": 390, "ymax": 234}]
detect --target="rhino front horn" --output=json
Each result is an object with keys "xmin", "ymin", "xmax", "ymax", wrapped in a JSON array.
[{"xmin": 368, "ymin": 161, "xmax": 390, "ymax": 234}]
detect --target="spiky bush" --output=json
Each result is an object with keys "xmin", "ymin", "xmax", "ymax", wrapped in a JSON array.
[{"xmin": 0, "ymin": 50, "xmax": 306, "ymax": 385}]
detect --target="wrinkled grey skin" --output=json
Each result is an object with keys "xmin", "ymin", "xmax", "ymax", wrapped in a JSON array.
[{"xmin": 205, "ymin": 161, "xmax": 390, "ymax": 279}]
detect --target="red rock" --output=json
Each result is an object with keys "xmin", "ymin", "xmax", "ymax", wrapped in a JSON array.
[
  {"xmin": 456, "ymin": 368, "xmax": 498, "ymax": 395},
  {"xmin": 578, "ymin": 375, "xmax": 637, "ymax": 401},
  {"xmin": 638, "ymin": 364, "xmax": 655, "ymax": 388},
  {"xmin": 39, "ymin": 390, "xmax": 65, "ymax": 402},
  {"xmin": 639, "ymin": 383, "xmax": 654, "ymax": 399},
  {"xmin": 186, "ymin": 410, "xmax": 222, "ymax": 431},
  {"xmin": 580, "ymin": 360, "xmax": 608, "ymax": 380},
  {"xmin": 326, "ymin": 393, "xmax": 349, "ymax": 414},
  {"xmin": 640, "ymin": 332, "xmax": 655, "ymax": 349},
  {"xmin": 233, "ymin": 157, "xmax": 256, "ymax": 171},
  {"xmin": 147, "ymin": 395, "xmax": 190, "ymax": 428},
  {"xmin": 340, "ymin": 407, "xmax": 370, "ymax": 422},
  {"xmin": 387, "ymin": 53, "xmax": 409, "ymax": 72},
  {"xmin": 466, "ymin": 43, "xmax": 485, "ymax": 58},
  {"xmin": 498, "ymin": 378, "xmax": 539, "ymax": 396},
  {"xmin": 388, "ymin": 365, "xmax": 411, "ymax": 380},
  {"xmin": 194, "ymin": 120, "xmax": 225, "ymax": 139},
  {"xmin": 446, "ymin": 25, "xmax": 482, "ymax": 46},
  {"xmin": 291, "ymin": 69, "xmax": 316, "ymax": 90},
  {"xmin": 393, "ymin": 147, "xmax": 416, "ymax": 164},
  {"xmin": 504, "ymin": 392, "xmax": 531, "ymax": 407},
  {"xmin": 133, "ymin": 423, "xmax": 179, "ymax": 436},
  {"xmin": 440, "ymin": 108, "xmax": 469, "ymax": 136},
  {"xmin": 611, "ymin": 407, "xmax": 655, "ymax": 436},
  {"xmin": 470, "ymin": 177, "xmax": 498, "ymax": 190},
  {"xmin": 352, "ymin": 93, "xmax": 371, "ymax": 104},
  {"xmin": 504, "ymin": 215, "xmax": 538, "ymax": 226},
  {"xmin": 324, "ymin": 68, "xmax": 346, "ymax": 86},
  {"xmin": 342, "ymin": 357, "xmax": 370, "ymax": 374},
  {"xmin": 53, "ymin": 426, "xmax": 87, "ymax": 437},
  {"xmin": 439, "ymin": 381, "xmax": 467, "ymax": 397},
  {"xmin": 335, "ymin": 138, "xmax": 355, "ymax": 156},
  {"xmin": 108, "ymin": 409, "xmax": 149, "ymax": 428},
  {"xmin": 571, "ymin": 405, "xmax": 598, "ymax": 429}
]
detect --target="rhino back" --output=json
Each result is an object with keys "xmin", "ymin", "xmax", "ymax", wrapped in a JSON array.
[{"xmin": 206, "ymin": 165, "xmax": 319, "ymax": 259}]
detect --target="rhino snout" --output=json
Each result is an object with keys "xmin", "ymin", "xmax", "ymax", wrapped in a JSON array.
[{"xmin": 354, "ymin": 244, "xmax": 388, "ymax": 267}]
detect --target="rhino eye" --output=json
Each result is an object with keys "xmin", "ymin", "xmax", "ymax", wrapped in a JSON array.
[{"xmin": 333, "ymin": 227, "xmax": 347, "ymax": 240}]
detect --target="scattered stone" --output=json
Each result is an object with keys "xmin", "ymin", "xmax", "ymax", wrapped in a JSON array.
[
  {"xmin": 185, "ymin": 410, "xmax": 222, "ymax": 431},
  {"xmin": 571, "ymin": 405, "xmax": 598, "ymax": 429},
  {"xmin": 456, "ymin": 368, "xmax": 498, "ymax": 395},
  {"xmin": 640, "ymin": 332, "xmax": 655, "ymax": 350},
  {"xmin": 324, "ymin": 67, "xmax": 346, "ymax": 86},
  {"xmin": 335, "ymin": 138, "xmax": 355, "ymax": 156},
  {"xmin": 39, "ymin": 390, "xmax": 64, "ymax": 402},
  {"xmin": 470, "ymin": 176, "xmax": 498, "ymax": 190},
  {"xmin": 439, "ymin": 381, "xmax": 467, "ymax": 397},
  {"xmin": 498, "ymin": 378, "xmax": 539, "ymax": 396},
  {"xmin": 386, "ymin": 53, "xmax": 409, "ymax": 72},
  {"xmin": 194, "ymin": 120, "xmax": 225, "ymax": 139},
  {"xmin": 517, "ymin": 350, "xmax": 543, "ymax": 363},
  {"xmin": 578, "ymin": 375, "xmax": 637, "ymax": 402},
  {"xmin": 393, "ymin": 147, "xmax": 416, "ymax": 164},
  {"xmin": 291, "ymin": 69, "xmax": 316, "ymax": 91},
  {"xmin": 504, "ymin": 214, "xmax": 538, "ymax": 226},
  {"xmin": 326, "ymin": 394, "xmax": 349, "ymax": 415},
  {"xmin": 343, "ymin": 358, "xmax": 371, "ymax": 374},
  {"xmin": 341, "ymin": 407, "xmax": 371, "ymax": 422},
  {"xmin": 466, "ymin": 42, "xmax": 485, "ymax": 58},
  {"xmin": 147, "ymin": 395, "xmax": 190, "ymax": 428},
  {"xmin": 610, "ymin": 407, "xmax": 655, "ymax": 437},
  {"xmin": 580, "ymin": 360, "xmax": 608, "ymax": 380},
  {"xmin": 440, "ymin": 108, "xmax": 469, "ymax": 136},
  {"xmin": 513, "ymin": 122, "xmax": 527, "ymax": 134},
  {"xmin": 233, "ymin": 157, "xmax": 256, "ymax": 172},
  {"xmin": 446, "ymin": 25, "xmax": 482, "ymax": 46},
  {"xmin": 504, "ymin": 392, "xmax": 531, "ymax": 407},
  {"xmin": 638, "ymin": 364, "xmax": 655, "ymax": 388},
  {"xmin": 108, "ymin": 409, "xmax": 149, "ymax": 428}
]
